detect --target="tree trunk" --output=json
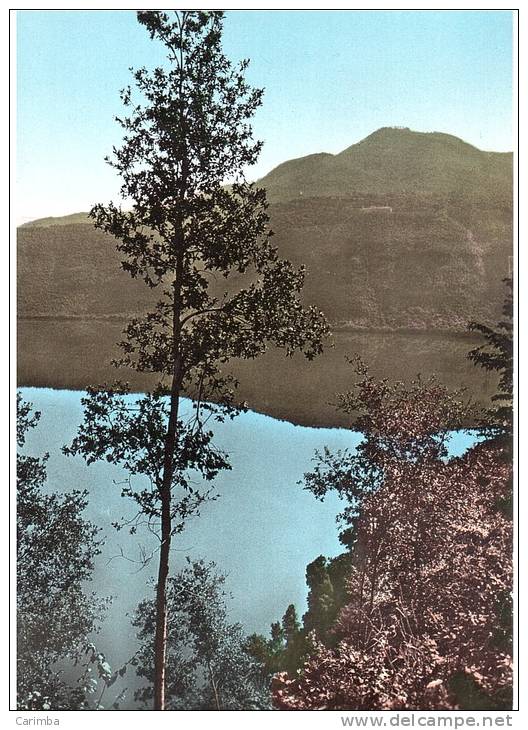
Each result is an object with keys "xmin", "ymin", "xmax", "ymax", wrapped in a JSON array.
[
  {"xmin": 208, "ymin": 661, "xmax": 221, "ymax": 711},
  {"xmin": 153, "ymin": 380, "xmax": 181, "ymax": 709},
  {"xmin": 153, "ymin": 482, "xmax": 172, "ymax": 710},
  {"xmin": 153, "ymin": 22, "xmax": 188, "ymax": 706},
  {"xmin": 153, "ymin": 250, "xmax": 185, "ymax": 710}
]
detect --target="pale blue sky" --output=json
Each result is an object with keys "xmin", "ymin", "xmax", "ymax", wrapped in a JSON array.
[{"xmin": 16, "ymin": 10, "xmax": 513, "ymax": 223}]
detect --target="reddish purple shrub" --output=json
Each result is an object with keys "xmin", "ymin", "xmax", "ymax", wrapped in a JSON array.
[{"xmin": 273, "ymin": 367, "xmax": 513, "ymax": 710}]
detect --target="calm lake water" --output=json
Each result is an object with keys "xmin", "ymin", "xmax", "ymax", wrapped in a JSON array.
[
  {"xmin": 18, "ymin": 322, "xmax": 496, "ymax": 427},
  {"xmin": 19, "ymin": 387, "xmax": 480, "ymax": 707}
]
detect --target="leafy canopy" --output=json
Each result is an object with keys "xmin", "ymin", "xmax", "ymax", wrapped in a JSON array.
[
  {"xmin": 468, "ymin": 277, "xmax": 513, "ymax": 441},
  {"xmin": 67, "ymin": 8, "xmax": 328, "ymax": 540},
  {"xmin": 273, "ymin": 366, "xmax": 512, "ymax": 711},
  {"xmin": 133, "ymin": 559, "xmax": 271, "ymax": 710},
  {"xmin": 17, "ymin": 394, "xmax": 107, "ymax": 710}
]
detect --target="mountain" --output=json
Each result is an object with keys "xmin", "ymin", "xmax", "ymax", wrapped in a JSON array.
[
  {"xmin": 260, "ymin": 127, "xmax": 512, "ymax": 202},
  {"xmin": 17, "ymin": 128, "xmax": 512, "ymax": 427}
]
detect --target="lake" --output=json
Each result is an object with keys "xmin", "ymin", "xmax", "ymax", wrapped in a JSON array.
[{"xmin": 18, "ymin": 387, "xmax": 480, "ymax": 707}]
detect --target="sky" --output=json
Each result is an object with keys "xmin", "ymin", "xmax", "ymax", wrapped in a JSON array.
[{"xmin": 16, "ymin": 9, "xmax": 513, "ymax": 224}]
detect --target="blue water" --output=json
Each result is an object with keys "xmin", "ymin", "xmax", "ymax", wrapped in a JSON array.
[{"xmin": 18, "ymin": 388, "xmax": 481, "ymax": 705}]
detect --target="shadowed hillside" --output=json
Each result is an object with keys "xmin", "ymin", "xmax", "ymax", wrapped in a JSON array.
[{"xmin": 17, "ymin": 128, "xmax": 511, "ymax": 426}]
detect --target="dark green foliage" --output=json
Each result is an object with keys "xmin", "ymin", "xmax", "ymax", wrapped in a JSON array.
[
  {"xmin": 17, "ymin": 394, "xmax": 106, "ymax": 710},
  {"xmin": 303, "ymin": 553, "xmax": 353, "ymax": 646},
  {"xmin": 468, "ymin": 277, "xmax": 513, "ymax": 443},
  {"xmin": 448, "ymin": 672, "xmax": 511, "ymax": 712},
  {"xmin": 247, "ymin": 553, "xmax": 354, "ymax": 679},
  {"xmin": 247, "ymin": 607, "xmax": 309, "ymax": 680},
  {"xmin": 132, "ymin": 559, "xmax": 270, "ymax": 710},
  {"xmin": 63, "ymin": 385, "xmax": 228, "ymax": 536},
  {"xmin": 282, "ymin": 604, "xmax": 301, "ymax": 643},
  {"xmin": 276, "ymin": 606, "xmax": 308, "ymax": 676},
  {"xmin": 304, "ymin": 556, "xmax": 337, "ymax": 638}
]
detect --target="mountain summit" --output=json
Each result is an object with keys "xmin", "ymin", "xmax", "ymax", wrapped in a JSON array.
[{"xmin": 259, "ymin": 127, "xmax": 512, "ymax": 202}]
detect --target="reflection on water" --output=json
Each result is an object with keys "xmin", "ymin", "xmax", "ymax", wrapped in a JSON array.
[{"xmin": 17, "ymin": 320, "xmax": 496, "ymax": 427}]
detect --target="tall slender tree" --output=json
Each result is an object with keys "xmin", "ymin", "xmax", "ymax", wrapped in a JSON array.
[{"xmin": 66, "ymin": 10, "xmax": 328, "ymax": 710}]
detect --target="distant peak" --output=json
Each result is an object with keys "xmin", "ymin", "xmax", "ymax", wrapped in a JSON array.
[
  {"xmin": 257, "ymin": 125, "xmax": 512, "ymax": 202},
  {"xmin": 368, "ymin": 126, "xmax": 412, "ymax": 135},
  {"xmin": 342, "ymin": 127, "xmax": 490, "ymax": 156}
]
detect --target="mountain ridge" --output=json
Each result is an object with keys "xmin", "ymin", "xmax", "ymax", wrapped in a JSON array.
[
  {"xmin": 20, "ymin": 127, "xmax": 512, "ymax": 229},
  {"xmin": 259, "ymin": 127, "xmax": 512, "ymax": 203},
  {"xmin": 17, "ymin": 126, "xmax": 512, "ymax": 426}
]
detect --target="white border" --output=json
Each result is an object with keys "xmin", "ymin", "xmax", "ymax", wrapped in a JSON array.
[{"xmin": 5, "ymin": 4, "xmax": 522, "ymax": 728}]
